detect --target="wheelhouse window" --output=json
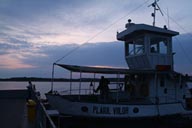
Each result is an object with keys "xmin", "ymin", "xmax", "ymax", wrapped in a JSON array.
[
  {"xmin": 150, "ymin": 36, "xmax": 169, "ymax": 54},
  {"xmin": 135, "ymin": 37, "xmax": 144, "ymax": 55},
  {"xmin": 125, "ymin": 36, "xmax": 144, "ymax": 56},
  {"xmin": 128, "ymin": 42, "xmax": 134, "ymax": 55}
]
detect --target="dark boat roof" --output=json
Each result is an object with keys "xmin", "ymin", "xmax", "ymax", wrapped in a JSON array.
[
  {"xmin": 117, "ymin": 23, "xmax": 179, "ymax": 41},
  {"xmin": 56, "ymin": 63, "xmax": 168, "ymax": 74}
]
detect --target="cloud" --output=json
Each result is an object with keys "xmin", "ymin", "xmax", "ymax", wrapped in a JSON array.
[
  {"xmin": 0, "ymin": 34, "xmax": 192, "ymax": 78},
  {"xmin": 64, "ymin": 42, "xmax": 126, "ymax": 67},
  {"xmin": 0, "ymin": 37, "xmax": 32, "ymax": 52},
  {"xmin": 0, "ymin": 54, "xmax": 36, "ymax": 69},
  {"xmin": 0, "ymin": 36, "xmax": 47, "ymax": 70},
  {"xmin": 0, "ymin": 0, "xmax": 192, "ymax": 78},
  {"xmin": 0, "ymin": 39, "xmax": 127, "ymax": 77},
  {"xmin": 173, "ymin": 33, "xmax": 192, "ymax": 73},
  {"xmin": 0, "ymin": 0, "xmax": 156, "ymax": 46}
]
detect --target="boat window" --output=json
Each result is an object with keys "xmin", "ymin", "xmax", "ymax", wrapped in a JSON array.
[
  {"xmin": 150, "ymin": 43, "xmax": 158, "ymax": 53},
  {"xmin": 127, "ymin": 36, "xmax": 144, "ymax": 56},
  {"xmin": 125, "ymin": 43, "xmax": 128, "ymax": 56},
  {"xmin": 150, "ymin": 36, "xmax": 168, "ymax": 54},
  {"xmin": 135, "ymin": 44, "xmax": 144, "ymax": 55},
  {"xmin": 159, "ymin": 40, "xmax": 168, "ymax": 54},
  {"xmin": 128, "ymin": 43, "xmax": 134, "ymax": 55},
  {"xmin": 135, "ymin": 37, "xmax": 144, "ymax": 55}
]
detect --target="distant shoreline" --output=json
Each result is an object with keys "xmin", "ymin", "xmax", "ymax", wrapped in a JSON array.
[
  {"xmin": 0, "ymin": 77, "xmax": 93, "ymax": 82},
  {"xmin": 0, "ymin": 77, "xmax": 123, "ymax": 82}
]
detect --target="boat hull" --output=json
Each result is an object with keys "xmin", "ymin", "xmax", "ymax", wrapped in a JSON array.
[
  {"xmin": 46, "ymin": 93, "xmax": 192, "ymax": 127},
  {"xmin": 46, "ymin": 93, "xmax": 191, "ymax": 118},
  {"xmin": 46, "ymin": 93, "xmax": 157, "ymax": 118}
]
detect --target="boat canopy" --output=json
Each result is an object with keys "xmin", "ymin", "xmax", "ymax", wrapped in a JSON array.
[{"xmin": 56, "ymin": 63, "xmax": 158, "ymax": 74}]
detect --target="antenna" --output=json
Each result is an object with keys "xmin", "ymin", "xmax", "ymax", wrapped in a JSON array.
[
  {"xmin": 148, "ymin": 0, "xmax": 163, "ymax": 26},
  {"xmin": 167, "ymin": 8, "xmax": 170, "ymax": 29}
]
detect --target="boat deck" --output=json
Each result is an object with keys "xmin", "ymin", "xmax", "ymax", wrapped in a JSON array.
[
  {"xmin": 0, "ymin": 90, "xmax": 35, "ymax": 128},
  {"xmin": 0, "ymin": 89, "xmax": 57, "ymax": 128}
]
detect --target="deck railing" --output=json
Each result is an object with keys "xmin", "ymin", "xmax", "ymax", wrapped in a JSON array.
[
  {"xmin": 30, "ymin": 86, "xmax": 57, "ymax": 128},
  {"xmin": 36, "ymin": 102, "xmax": 57, "ymax": 128}
]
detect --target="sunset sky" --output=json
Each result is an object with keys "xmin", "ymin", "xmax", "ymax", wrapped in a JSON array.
[{"xmin": 0, "ymin": 0, "xmax": 192, "ymax": 78}]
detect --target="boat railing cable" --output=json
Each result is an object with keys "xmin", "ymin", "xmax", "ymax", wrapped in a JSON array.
[
  {"xmin": 175, "ymin": 37, "xmax": 192, "ymax": 67},
  {"xmin": 159, "ymin": 8, "xmax": 192, "ymax": 68},
  {"xmin": 54, "ymin": 0, "xmax": 151, "ymax": 64},
  {"xmin": 149, "ymin": 1, "xmax": 192, "ymax": 40},
  {"xmin": 169, "ymin": 16, "xmax": 192, "ymax": 38},
  {"xmin": 160, "ymin": 7, "xmax": 192, "ymax": 39}
]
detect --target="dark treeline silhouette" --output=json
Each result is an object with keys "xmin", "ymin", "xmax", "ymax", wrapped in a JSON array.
[{"xmin": 0, "ymin": 77, "xmax": 124, "ymax": 82}]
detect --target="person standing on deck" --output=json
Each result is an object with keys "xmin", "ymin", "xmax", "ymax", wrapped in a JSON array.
[
  {"xmin": 27, "ymin": 81, "xmax": 33, "ymax": 100},
  {"xmin": 94, "ymin": 76, "xmax": 110, "ymax": 100},
  {"xmin": 27, "ymin": 81, "xmax": 36, "ymax": 100}
]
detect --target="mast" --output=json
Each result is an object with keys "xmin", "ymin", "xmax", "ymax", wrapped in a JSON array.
[
  {"xmin": 148, "ymin": 0, "xmax": 163, "ymax": 26},
  {"xmin": 51, "ymin": 63, "xmax": 55, "ymax": 92}
]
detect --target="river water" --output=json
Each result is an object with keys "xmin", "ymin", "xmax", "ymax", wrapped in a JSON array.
[
  {"xmin": 0, "ymin": 81, "xmax": 93, "ymax": 99},
  {"xmin": 0, "ymin": 81, "xmax": 48, "ymax": 99}
]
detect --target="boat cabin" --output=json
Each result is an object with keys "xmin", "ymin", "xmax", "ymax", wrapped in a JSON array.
[
  {"xmin": 116, "ymin": 20, "xmax": 192, "ymax": 106},
  {"xmin": 117, "ymin": 19, "xmax": 179, "ymax": 70}
]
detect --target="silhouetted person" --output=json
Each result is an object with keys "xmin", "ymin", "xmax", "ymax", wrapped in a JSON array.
[
  {"xmin": 94, "ymin": 76, "xmax": 110, "ymax": 100},
  {"xmin": 151, "ymin": 47, "xmax": 156, "ymax": 53},
  {"xmin": 27, "ymin": 81, "xmax": 33, "ymax": 100},
  {"xmin": 27, "ymin": 81, "xmax": 36, "ymax": 100}
]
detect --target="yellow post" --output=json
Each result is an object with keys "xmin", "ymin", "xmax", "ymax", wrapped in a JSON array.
[{"xmin": 27, "ymin": 99, "xmax": 36, "ymax": 122}]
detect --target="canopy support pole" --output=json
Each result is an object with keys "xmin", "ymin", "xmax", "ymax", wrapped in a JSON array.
[
  {"xmin": 78, "ymin": 72, "xmax": 82, "ymax": 100},
  {"xmin": 93, "ymin": 73, "xmax": 96, "ymax": 94},
  {"xmin": 70, "ymin": 71, "xmax": 72, "ymax": 95},
  {"xmin": 116, "ymin": 73, "xmax": 120, "ymax": 103},
  {"xmin": 51, "ymin": 63, "xmax": 55, "ymax": 92}
]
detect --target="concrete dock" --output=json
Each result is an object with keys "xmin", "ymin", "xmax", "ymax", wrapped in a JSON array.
[
  {"xmin": 0, "ymin": 90, "xmax": 33, "ymax": 128},
  {"xmin": 0, "ymin": 89, "xmax": 56, "ymax": 128}
]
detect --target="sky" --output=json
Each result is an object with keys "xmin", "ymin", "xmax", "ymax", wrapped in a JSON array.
[{"xmin": 0, "ymin": 0, "xmax": 192, "ymax": 78}]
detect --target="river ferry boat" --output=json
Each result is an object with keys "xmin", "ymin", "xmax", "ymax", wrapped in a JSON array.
[{"xmin": 46, "ymin": 2, "xmax": 192, "ymax": 126}]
